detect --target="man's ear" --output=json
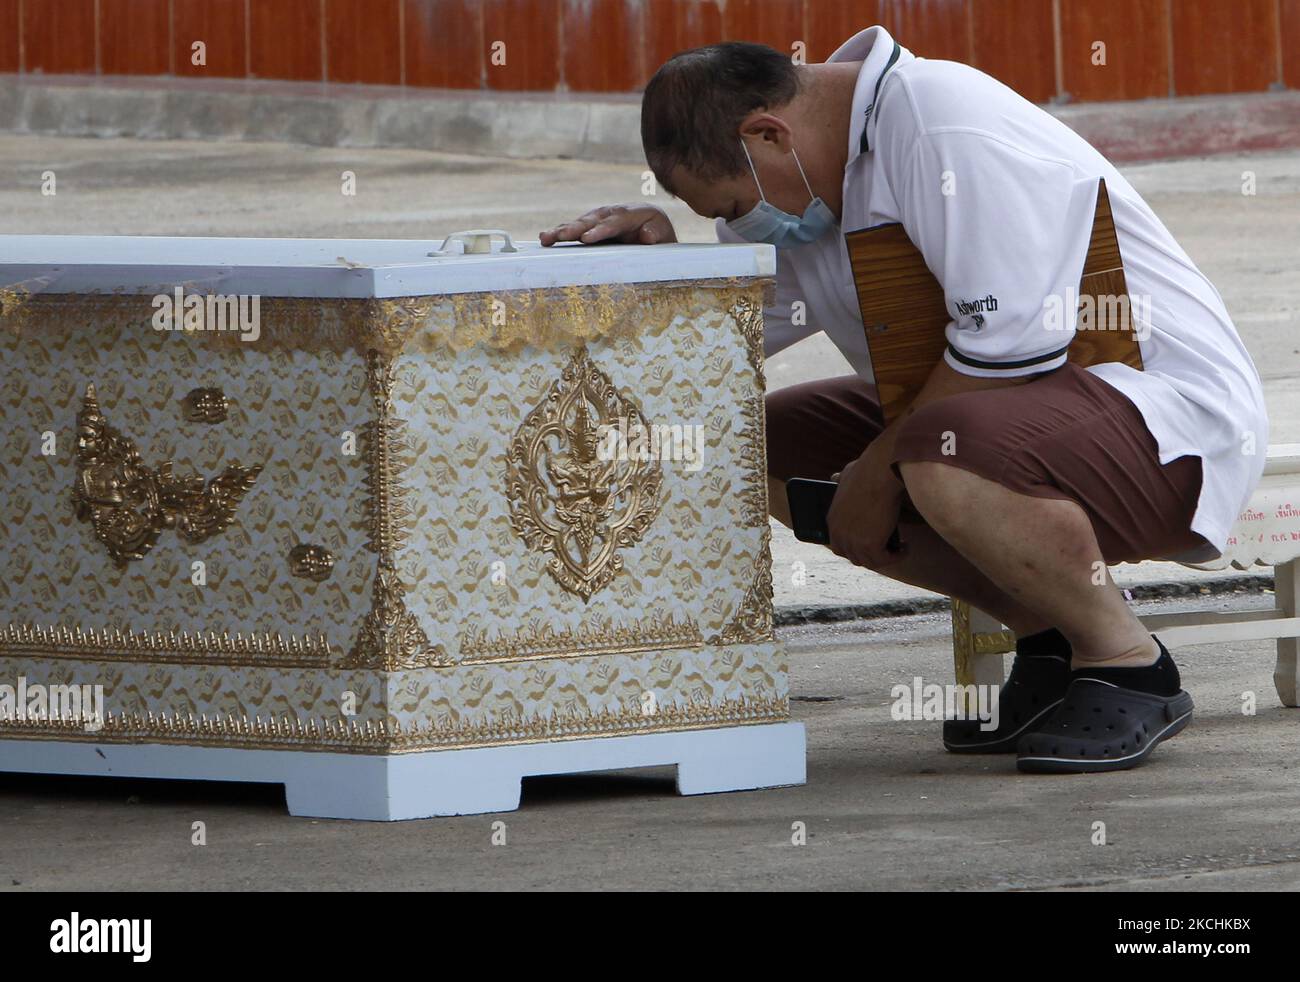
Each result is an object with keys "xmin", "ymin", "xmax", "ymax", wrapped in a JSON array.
[{"xmin": 738, "ymin": 112, "xmax": 793, "ymax": 150}]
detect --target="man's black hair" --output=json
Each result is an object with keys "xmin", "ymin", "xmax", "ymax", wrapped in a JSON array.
[{"xmin": 641, "ymin": 41, "xmax": 801, "ymax": 195}]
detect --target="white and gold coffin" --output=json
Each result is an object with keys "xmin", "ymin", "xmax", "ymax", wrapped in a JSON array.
[{"xmin": 0, "ymin": 233, "xmax": 804, "ymax": 819}]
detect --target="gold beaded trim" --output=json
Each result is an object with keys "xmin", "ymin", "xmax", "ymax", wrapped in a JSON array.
[
  {"xmin": 0, "ymin": 695, "xmax": 791, "ymax": 754},
  {"xmin": 0, "ymin": 622, "xmax": 333, "ymax": 668},
  {"xmin": 458, "ymin": 611, "xmax": 704, "ymax": 664}
]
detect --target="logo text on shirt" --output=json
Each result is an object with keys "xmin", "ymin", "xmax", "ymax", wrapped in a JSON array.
[{"xmin": 954, "ymin": 294, "xmax": 999, "ymax": 329}]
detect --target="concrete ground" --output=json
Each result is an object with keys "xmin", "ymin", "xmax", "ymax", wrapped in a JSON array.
[
  {"xmin": 0, "ymin": 135, "xmax": 1297, "ymax": 889},
  {"xmin": 2, "ymin": 596, "xmax": 1296, "ymax": 891}
]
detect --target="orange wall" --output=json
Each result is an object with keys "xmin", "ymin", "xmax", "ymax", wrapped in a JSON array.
[{"xmin": 0, "ymin": 0, "xmax": 1293, "ymax": 103}]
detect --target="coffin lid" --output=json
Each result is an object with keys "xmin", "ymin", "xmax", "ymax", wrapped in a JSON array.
[{"xmin": 0, "ymin": 234, "xmax": 776, "ymax": 299}]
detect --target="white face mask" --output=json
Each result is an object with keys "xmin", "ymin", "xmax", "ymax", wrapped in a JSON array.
[{"xmin": 726, "ymin": 139, "xmax": 837, "ymax": 248}]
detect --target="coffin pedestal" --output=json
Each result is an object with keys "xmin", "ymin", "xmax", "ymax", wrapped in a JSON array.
[{"xmin": 0, "ymin": 233, "xmax": 804, "ymax": 819}]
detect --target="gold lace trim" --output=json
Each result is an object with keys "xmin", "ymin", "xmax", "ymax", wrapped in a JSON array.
[{"xmin": 0, "ymin": 695, "xmax": 790, "ymax": 753}]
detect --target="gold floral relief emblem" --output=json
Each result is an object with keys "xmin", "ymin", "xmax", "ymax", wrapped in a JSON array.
[
  {"xmin": 72, "ymin": 383, "xmax": 262, "ymax": 565},
  {"xmin": 288, "ymin": 543, "xmax": 335, "ymax": 582},
  {"xmin": 506, "ymin": 347, "xmax": 664, "ymax": 602},
  {"xmin": 181, "ymin": 386, "xmax": 229, "ymax": 424}
]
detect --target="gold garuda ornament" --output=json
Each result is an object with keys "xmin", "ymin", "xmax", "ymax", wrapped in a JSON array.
[
  {"xmin": 72, "ymin": 383, "xmax": 262, "ymax": 565},
  {"xmin": 506, "ymin": 348, "xmax": 663, "ymax": 601}
]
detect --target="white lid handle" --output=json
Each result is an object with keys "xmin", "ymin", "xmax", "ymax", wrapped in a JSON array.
[{"xmin": 430, "ymin": 229, "xmax": 518, "ymax": 256}]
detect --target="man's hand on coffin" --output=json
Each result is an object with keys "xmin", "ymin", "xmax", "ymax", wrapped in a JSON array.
[
  {"xmin": 539, "ymin": 204, "xmax": 677, "ymax": 247},
  {"xmin": 826, "ymin": 444, "xmax": 906, "ymax": 571}
]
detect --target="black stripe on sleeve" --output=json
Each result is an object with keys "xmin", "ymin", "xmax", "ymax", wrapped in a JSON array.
[{"xmin": 946, "ymin": 343, "xmax": 1071, "ymax": 371}]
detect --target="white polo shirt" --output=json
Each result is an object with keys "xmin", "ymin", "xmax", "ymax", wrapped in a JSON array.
[{"xmin": 718, "ymin": 25, "xmax": 1269, "ymax": 559}]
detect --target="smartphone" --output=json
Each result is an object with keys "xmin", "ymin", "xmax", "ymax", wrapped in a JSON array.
[
  {"xmin": 785, "ymin": 478, "xmax": 839, "ymax": 545},
  {"xmin": 785, "ymin": 477, "xmax": 903, "ymax": 552}
]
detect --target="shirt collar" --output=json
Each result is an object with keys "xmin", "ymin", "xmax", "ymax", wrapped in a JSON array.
[{"xmin": 831, "ymin": 26, "xmax": 914, "ymax": 165}]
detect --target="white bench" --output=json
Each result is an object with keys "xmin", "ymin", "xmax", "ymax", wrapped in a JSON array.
[{"xmin": 953, "ymin": 444, "xmax": 1300, "ymax": 706}]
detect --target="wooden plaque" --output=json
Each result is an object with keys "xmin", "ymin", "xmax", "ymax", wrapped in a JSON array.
[{"xmin": 845, "ymin": 178, "xmax": 1143, "ymax": 424}]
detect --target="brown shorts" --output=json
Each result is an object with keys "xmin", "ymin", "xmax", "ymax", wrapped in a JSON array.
[{"xmin": 765, "ymin": 363, "xmax": 1205, "ymax": 564}]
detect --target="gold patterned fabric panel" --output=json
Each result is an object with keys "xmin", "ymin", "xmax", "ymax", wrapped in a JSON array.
[
  {"xmin": 394, "ymin": 285, "xmax": 772, "ymax": 663},
  {"xmin": 0, "ymin": 641, "xmax": 787, "ymax": 753},
  {"xmin": 383, "ymin": 641, "xmax": 787, "ymax": 743},
  {"xmin": 0, "ymin": 316, "xmax": 373, "ymax": 649},
  {"xmin": 0, "ymin": 655, "xmax": 388, "ymax": 743}
]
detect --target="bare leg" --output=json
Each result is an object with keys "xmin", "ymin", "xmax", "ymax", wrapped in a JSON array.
[
  {"xmin": 767, "ymin": 475, "xmax": 1050, "ymax": 636},
  {"xmin": 898, "ymin": 462, "xmax": 1157, "ymax": 667},
  {"xmin": 884, "ymin": 521, "xmax": 1052, "ymax": 636}
]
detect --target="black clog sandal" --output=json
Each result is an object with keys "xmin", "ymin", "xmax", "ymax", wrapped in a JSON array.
[
  {"xmin": 943, "ymin": 654, "xmax": 1070, "ymax": 754},
  {"xmin": 1015, "ymin": 677, "xmax": 1194, "ymax": 774}
]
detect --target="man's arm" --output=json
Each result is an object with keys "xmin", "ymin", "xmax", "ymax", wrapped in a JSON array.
[{"xmin": 827, "ymin": 356, "xmax": 1031, "ymax": 569}]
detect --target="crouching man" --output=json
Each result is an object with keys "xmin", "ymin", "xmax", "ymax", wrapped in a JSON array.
[{"xmin": 541, "ymin": 26, "xmax": 1268, "ymax": 772}]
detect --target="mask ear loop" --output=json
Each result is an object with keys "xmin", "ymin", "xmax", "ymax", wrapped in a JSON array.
[
  {"xmin": 790, "ymin": 147, "xmax": 816, "ymax": 202},
  {"xmin": 741, "ymin": 137, "xmax": 816, "ymax": 205},
  {"xmin": 739, "ymin": 139, "xmax": 767, "ymax": 203}
]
